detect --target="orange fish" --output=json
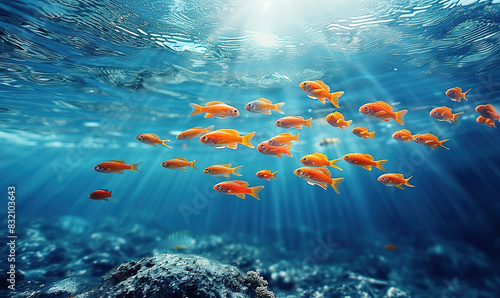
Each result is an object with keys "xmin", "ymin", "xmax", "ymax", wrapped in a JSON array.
[
  {"xmin": 359, "ymin": 101, "xmax": 407, "ymax": 126},
  {"xmin": 275, "ymin": 116, "xmax": 312, "ymax": 129},
  {"xmin": 176, "ymin": 125, "xmax": 214, "ymax": 140},
  {"xmin": 412, "ymin": 133, "xmax": 449, "ymax": 150},
  {"xmin": 200, "ymin": 129, "xmax": 255, "ymax": 149},
  {"xmin": 189, "ymin": 101, "xmax": 239, "ymax": 119},
  {"xmin": 268, "ymin": 132, "xmax": 301, "ymax": 146},
  {"xmin": 378, "ymin": 173, "xmax": 414, "ymax": 190},
  {"xmin": 257, "ymin": 141, "xmax": 292, "ymax": 158},
  {"xmin": 476, "ymin": 115, "xmax": 496, "ymax": 128},
  {"xmin": 136, "ymin": 133, "xmax": 171, "ymax": 148},
  {"xmin": 384, "ymin": 244, "xmax": 398, "ymax": 251},
  {"xmin": 89, "ymin": 189, "xmax": 112, "ymax": 201},
  {"xmin": 94, "ymin": 160, "xmax": 143, "ymax": 174},
  {"xmin": 326, "ymin": 111, "xmax": 352, "ymax": 129},
  {"xmin": 392, "ymin": 129, "xmax": 413, "ymax": 142},
  {"xmin": 352, "ymin": 127, "xmax": 375, "ymax": 139},
  {"xmin": 429, "ymin": 106, "xmax": 463, "ymax": 124},
  {"xmin": 476, "ymin": 104, "xmax": 500, "ymax": 122},
  {"xmin": 342, "ymin": 153, "xmax": 387, "ymax": 171},
  {"xmin": 299, "ymin": 80, "xmax": 345, "ymax": 108},
  {"xmin": 446, "ymin": 87, "xmax": 470, "ymax": 102},
  {"xmin": 213, "ymin": 180, "xmax": 264, "ymax": 200},
  {"xmin": 256, "ymin": 170, "xmax": 278, "ymax": 181},
  {"xmin": 294, "ymin": 166, "xmax": 344, "ymax": 193},
  {"xmin": 203, "ymin": 164, "xmax": 242, "ymax": 177},
  {"xmin": 245, "ymin": 98, "xmax": 285, "ymax": 115},
  {"xmin": 300, "ymin": 152, "xmax": 342, "ymax": 171},
  {"xmin": 161, "ymin": 158, "xmax": 197, "ymax": 171}
]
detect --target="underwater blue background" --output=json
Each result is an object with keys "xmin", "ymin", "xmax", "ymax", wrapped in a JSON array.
[{"xmin": 1, "ymin": 0, "xmax": 500, "ymax": 296}]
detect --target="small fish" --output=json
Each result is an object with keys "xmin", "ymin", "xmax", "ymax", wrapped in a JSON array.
[
  {"xmin": 245, "ymin": 98, "xmax": 285, "ymax": 115},
  {"xmin": 359, "ymin": 101, "xmax": 408, "ymax": 126},
  {"xmin": 326, "ymin": 111, "xmax": 352, "ymax": 129},
  {"xmin": 275, "ymin": 116, "xmax": 312, "ymax": 129},
  {"xmin": 429, "ymin": 106, "xmax": 463, "ymax": 124},
  {"xmin": 300, "ymin": 152, "xmax": 342, "ymax": 171},
  {"xmin": 161, "ymin": 158, "xmax": 197, "ymax": 171},
  {"xmin": 176, "ymin": 125, "xmax": 214, "ymax": 140},
  {"xmin": 299, "ymin": 80, "xmax": 345, "ymax": 108},
  {"xmin": 446, "ymin": 87, "xmax": 470, "ymax": 102},
  {"xmin": 476, "ymin": 104, "xmax": 500, "ymax": 122},
  {"xmin": 268, "ymin": 132, "xmax": 301, "ymax": 146},
  {"xmin": 476, "ymin": 115, "xmax": 496, "ymax": 128},
  {"xmin": 166, "ymin": 230, "xmax": 195, "ymax": 251},
  {"xmin": 89, "ymin": 189, "xmax": 111, "ymax": 201},
  {"xmin": 294, "ymin": 166, "xmax": 344, "ymax": 193},
  {"xmin": 342, "ymin": 153, "xmax": 387, "ymax": 171},
  {"xmin": 200, "ymin": 129, "xmax": 255, "ymax": 149},
  {"xmin": 136, "ymin": 133, "xmax": 171, "ymax": 148},
  {"xmin": 213, "ymin": 180, "xmax": 264, "ymax": 200},
  {"xmin": 256, "ymin": 170, "xmax": 278, "ymax": 181},
  {"xmin": 257, "ymin": 141, "xmax": 292, "ymax": 158},
  {"xmin": 94, "ymin": 160, "xmax": 143, "ymax": 174},
  {"xmin": 352, "ymin": 127, "xmax": 375, "ymax": 139},
  {"xmin": 412, "ymin": 133, "xmax": 449, "ymax": 150},
  {"xmin": 203, "ymin": 164, "xmax": 242, "ymax": 177},
  {"xmin": 378, "ymin": 173, "xmax": 414, "ymax": 190},
  {"xmin": 392, "ymin": 129, "xmax": 413, "ymax": 142},
  {"xmin": 188, "ymin": 101, "xmax": 239, "ymax": 119},
  {"xmin": 384, "ymin": 244, "xmax": 398, "ymax": 251}
]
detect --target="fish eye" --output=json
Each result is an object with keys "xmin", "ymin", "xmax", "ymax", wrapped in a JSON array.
[
  {"xmin": 233, "ymin": 109, "xmax": 238, "ymax": 113},
  {"xmin": 203, "ymin": 136, "xmax": 207, "ymax": 140},
  {"xmin": 296, "ymin": 169, "xmax": 301, "ymax": 174},
  {"xmin": 381, "ymin": 177, "xmax": 386, "ymax": 180},
  {"xmin": 94, "ymin": 166, "xmax": 99, "ymax": 170},
  {"xmin": 217, "ymin": 185, "xmax": 221, "ymax": 190},
  {"xmin": 345, "ymin": 155, "xmax": 349, "ymax": 159},
  {"xmin": 415, "ymin": 137, "xmax": 420, "ymax": 141},
  {"xmin": 139, "ymin": 135, "xmax": 143, "ymax": 139},
  {"xmin": 353, "ymin": 129, "xmax": 357, "ymax": 132},
  {"xmin": 276, "ymin": 121, "xmax": 281, "ymax": 124},
  {"xmin": 303, "ymin": 83, "xmax": 307, "ymax": 86},
  {"xmin": 260, "ymin": 144, "xmax": 265, "ymax": 148},
  {"xmin": 364, "ymin": 107, "xmax": 369, "ymax": 111},
  {"xmin": 248, "ymin": 103, "xmax": 252, "ymax": 107},
  {"xmin": 434, "ymin": 112, "xmax": 438, "ymax": 115},
  {"xmin": 303, "ymin": 158, "xmax": 308, "ymax": 161}
]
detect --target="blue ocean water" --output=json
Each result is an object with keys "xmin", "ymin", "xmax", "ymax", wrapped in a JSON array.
[{"xmin": 1, "ymin": 0, "xmax": 500, "ymax": 296}]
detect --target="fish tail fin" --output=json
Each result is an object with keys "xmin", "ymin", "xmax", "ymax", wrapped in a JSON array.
[
  {"xmin": 131, "ymin": 161, "xmax": 143, "ymax": 173},
  {"xmin": 285, "ymin": 144, "xmax": 293, "ymax": 157},
  {"xmin": 232, "ymin": 165, "xmax": 243, "ymax": 176},
  {"xmin": 272, "ymin": 171, "xmax": 278, "ymax": 180},
  {"xmin": 404, "ymin": 176, "xmax": 415, "ymax": 187},
  {"xmin": 188, "ymin": 103, "xmax": 203, "ymax": 116},
  {"xmin": 305, "ymin": 117, "xmax": 313, "ymax": 129},
  {"xmin": 329, "ymin": 158, "xmax": 343, "ymax": 171},
  {"xmin": 274, "ymin": 102, "xmax": 285, "ymax": 114},
  {"xmin": 492, "ymin": 121, "xmax": 497, "ymax": 128},
  {"xmin": 249, "ymin": 185, "xmax": 264, "ymax": 200},
  {"xmin": 452, "ymin": 112, "xmax": 463, "ymax": 124},
  {"xmin": 190, "ymin": 159, "xmax": 198, "ymax": 170},
  {"xmin": 395, "ymin": 110, "xmax": 408, "ymax": 126},
  {"xmin": 368, "ymin": 131, "xmax": 375, "ymax": 139},
  {"xmin": 328, "ymin": 91, "xmax": 344, "ymax": 108},
  {"xmin": 345, "ymin": 119, "xmax": 352, "ymax": 128},
  {"xmin": 161, "ymin": 140, "xmax": 172, "ymax": 148},
  {"xmin": 439, "ymin": 139, "xmax": 450, "ymax": 150},
  {"xmin": 330, "ymin": 177, "xmax": 344, "ymax": 194},
  {"xmin": 293, "ymin": 132, "xmax": 301, "ymax": 142},
  {"xmin": 375, "ymin": 160, "xmax": 387, "ymax": 171},
  {"xmin": 205, "ymin": 125, "xmax": 215, "ymax": 132},
  {"xmin": 241, "ymin": 132, "xmax": 255, "ymax": 148},
  {"xmin": 462, "ymin": 88, "xmax": 470, "ymax": 101}
]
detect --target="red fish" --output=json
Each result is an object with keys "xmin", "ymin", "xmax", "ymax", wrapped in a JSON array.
[
  {"xmin": 294, "ymin": 166, "xmax": 344, "ymax": 193},
  {"xmin": 384, "ymin": 244, "xmax": 398, "ymax": 251},
  {"xmin": 189, "ymin": 101, "xmax": 239, "ymax": 118},
  {"xmin": 268, "ymin": 132, "xmax": 301, "ymax": 146},
  {"xmin": 326, "ymin": 111, "xmax": 352, "ymax": 129},
  {"xmin": 136, "ymin": 133, "xmax": 171, "ymax": 148},
  {"xmin": 429, "ymin": 106, "xmax": 463, "ymax": 124},
  {"xmin": 342, "ymin": 153, "xmax": 387, "ymax": 171},
  {"xmin": 275, "ymin": 116, "xmax": 312, "ymax": 129},
  {"xmin": 412, "ymin": 133, "xmax": 449, "ymax": 150},
  {"xmin": 352, "ymin": 127, "xmax": 375, "ymax": 139},
  {"xmin": 213, "ymin": 180, "xmax": 264, "ymax": 200},
  {"xmin": 257, "ymin": 141, "xmax": 292, "ymax": 158},
  {"xmin": 94, "ymin": 160, "xmax": 143, "ymax": 174},
  {"xmin": 89, "ymin": 189, "xmax": 111, "ymax": 201},
  {"xmin": 359, "ymin": 101, "xmax": 407, "ymax": 126},
  {"xmin": 245, "ymin": 98, "xmax": 285, "ymax": 115},
  {"xmin": 203, "ymin": 164, "xmax": 242, "ymax": 177},
  {"xmin": 256, "ymin": 170, "xmax": 278, "ymax": 181},
  {"xmin": 299, "ymin": 80, "xmax": 345, "ymax": 108},
  {"xmin": 392, "ymin": 129, "xmax": 413, "ymax": 142},
  {"xmin": 476, "ymin": 104, "xmax": 500, "ymax": 122},
  {"xmin": 446, "ymin": 87, "xmax": 470, "ymax": 102},
  {"xmin": 161, "ymin": 158, "xmax": 197, "ymax": 171},
  {"xmin": 476, "ymin": 115, "xmax": 496, "ymax": 128},
  {"xmin": 176, "ymin": 125, "xmax": 214, "ymax": 140},
  {"xmin": 200, "ymin": 129, "xmax": 255, "ymax": 149},
  {"xmin": 378, "ymin": 173, "xmax": 414, "ymax": 190},
  {"xmin": 300, "ymin": 152, "xmax": 342, "ymax": 171}
]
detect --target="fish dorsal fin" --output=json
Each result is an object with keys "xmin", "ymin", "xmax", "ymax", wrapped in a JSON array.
[
  {"xmin": 315, "ymin": 166, "xmax": 331, "ymax": 176},
  {"xmin": 257, "ymin": 97, "xmax": 272, "ymax": 104},
  {"xmin": 401, "ymin": 129, "xmax": 411, "ymax": 134},
  {"xmin": 394, "ymin": 173, "xmax": 404, "ymax": 178},
  {"xmin": 149, "ymin": 133, "xmax": 160, "ymax": 139},
  {"xmin": 360, "ymin": 153, "xmax": 374, "ymax": 160},
  {"xmin": 97, "ymin": 189, "xmax": 110, "ymax": 192},
  {"xmin": 232, "ymin": 180, "xmax": 249, "ymax": 187},
  {"xmin": 206, "ymin": 101, "xmax": 226, "ymax": 106},
  {"xmin": 219, "ymin": 164, "xmax": 232, "ymax": 167},
  {"xmin": 374, "ymin": 101, "xmax": 393, "ymax": 109},
  {"xmin": 314, "ymin": 80, "xmax": 330, "ymax": 91},
  {"xmin": 217, "ymin": 129, "xmax": 239, "ymax": 135},
  {"xmin": 277, "ymin": 133, "xmax": 292, "ymax": 138},
  {"xmin": 312, "ymin": 152, "xmax": 328, "ymax": 160},
  {"xmin": 190, "ymin": 127, "xmax": 203, "ymax": 129},
  {"xmin": 108, "ymin": 160, "xmax": 126, "ymax": 164},
  {"xmin": 175, "ymin": 158, "xmax": 188, "ymax": 161}
]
